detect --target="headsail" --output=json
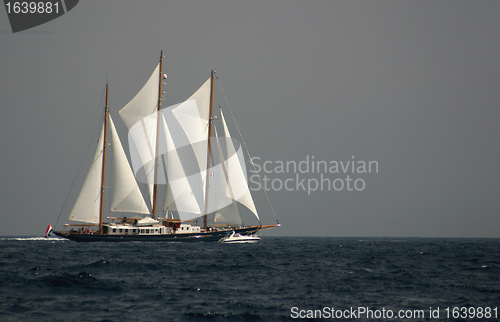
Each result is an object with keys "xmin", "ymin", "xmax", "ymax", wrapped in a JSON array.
[
  {"xmin": 220, "ymin": 110, "xmax": 259, "ymax": 220},
  {"xmin": 212, "ymin": 124, "xmax": 241, "ymax": 225},
  {"xmin": 68, "ymin": 114, "xmax": 150, "ymax": 223},
  {"xmin": 68, "ymin": 124, "xmax": 105, "ymax": 223}
]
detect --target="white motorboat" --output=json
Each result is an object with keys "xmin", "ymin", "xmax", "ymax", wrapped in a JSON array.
[{"xmin": 219, "ymin": 231, "xmax": 261, "ymax": 243}]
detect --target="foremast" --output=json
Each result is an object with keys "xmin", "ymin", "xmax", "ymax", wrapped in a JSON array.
[{"xmin": 98, "ymin": 83, "xmax": 109, "ymax": 234}]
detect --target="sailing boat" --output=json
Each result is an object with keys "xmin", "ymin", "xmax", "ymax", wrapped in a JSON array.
[{"xmin": 53, "ymin": 53, "xmax": 279, "ymax": 242}]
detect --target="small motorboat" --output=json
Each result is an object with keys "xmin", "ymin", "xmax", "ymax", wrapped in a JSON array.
[{"xmin": 219, "ymin": 231, "xmax": 261, "ymax": 243}]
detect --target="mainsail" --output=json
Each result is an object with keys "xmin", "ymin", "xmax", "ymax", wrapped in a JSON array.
[
  {"xmin": 109, "ymin": 116, "xmax": 150, "ymax": 214},
  {"xmin": 119, "ymin": 64, "xmax": 160, "ymax": 129},
  {"xmin": 160, "ymin": 77, "xmax": 258, "ymax": 222},
  {"xmin": 163, "ymin": 111, "xmax": 204, "ymax": 216},
  {"xmin": 162, "ymin": 79, "xmax": 212, "ymax": 219}
]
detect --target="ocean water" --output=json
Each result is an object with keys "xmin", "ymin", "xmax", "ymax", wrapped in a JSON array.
[{"xmin": 1, "ymin": 237, "xmax": 499, "ymax": 321}]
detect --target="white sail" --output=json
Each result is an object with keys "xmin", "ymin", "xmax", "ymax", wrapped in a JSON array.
[
  {"xmin": 171, "ymin": 78, "xmax": 212, "ymax": 177},
  {"xmin": 116, "ymin": 71, "xmax": 259, "ymax": 222},
  {"xmin": 212, "ymin": 126, "xmax": 241, "ymax": 224},
  {"xmin": 163, "ymin": 113, "xmax": 204, "ymax": 217},
  {"xmin": 162, "ymin": 78, "xmax": 212, "ymax": 219},
  {"xmin": 126, "ymin": 113, "xmax": 159, "ymax": 207},
  {"xmin": 214, "ymin": 203, "xmax": 241, "ymax": 224},
  {"xmin": 119, "ymin": 64, "xmax": 160, "ymax": 207},
  {"xmin": 119, "ymin": 64, "xmax": 160, "ymax": 129},
  {"xmin": 109, "ymin": 116, "xmax": 150, "ymax": 214},
  {"xmin": 68, "ymin": 124, "xmax": 104, "ymax": 223},
  {"xmin": 136, "ymin": 216, "xmax": 159, "ymax": 226},
  {"xmin": 220, "ymin": 111, "xmax": 259, "ymax": 220}
]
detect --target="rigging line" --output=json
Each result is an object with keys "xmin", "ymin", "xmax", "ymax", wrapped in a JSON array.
[
  {"xmin": 55, "ymin": 89, "xmax": 107, "ymax": 228},
  {"xmin": 216, "ymin": 75, "xmax": 279, "ymax": 225}
]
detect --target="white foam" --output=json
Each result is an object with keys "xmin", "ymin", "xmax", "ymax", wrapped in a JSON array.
[{"xmin": 1, "ymin": 237, "xmax": 66, "ymax": 241}]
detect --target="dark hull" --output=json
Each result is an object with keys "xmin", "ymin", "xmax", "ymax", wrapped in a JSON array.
[{"xmin": 53, "ymin": 226, "xmax": 260, "ymax": 242}]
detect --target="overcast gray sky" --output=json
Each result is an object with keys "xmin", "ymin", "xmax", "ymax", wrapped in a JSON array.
[{"xmin": 1, "ymin": 1, "xmax": 499, "ymax": 237}]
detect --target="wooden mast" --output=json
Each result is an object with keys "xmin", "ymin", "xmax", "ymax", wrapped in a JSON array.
[
  {"xmin": 151, "ymin": 51, "xmax": 164, "ymax": 219},
  {"xmin": 203, "ymin": 70, "xmax": 216, "ymax": 230},
  {"xmin": 98, "ymin": 83, "xmax": 109, "ymax": 234}
]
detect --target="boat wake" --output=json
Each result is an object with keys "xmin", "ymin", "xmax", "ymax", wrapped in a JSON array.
[{"xmin": 1, "ymin": 237, "xmax": 67, "ymax": 241}]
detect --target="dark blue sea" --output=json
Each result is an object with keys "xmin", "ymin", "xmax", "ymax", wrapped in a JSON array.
[{"xmin": 1, "ymin": 237, "xmax": 499, "ymax": 321}]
